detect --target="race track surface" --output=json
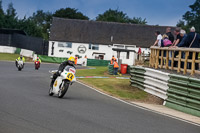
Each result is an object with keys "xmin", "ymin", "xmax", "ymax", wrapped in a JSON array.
[{"xmin": 0, "ymin": 61, "xmax": 199, "ymax": 133}]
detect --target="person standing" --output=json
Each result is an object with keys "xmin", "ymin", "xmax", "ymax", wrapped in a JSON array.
[
  {"xmin": 172, "ymin": 28, "xmax": 183, "ymax": 67},
  {"xmin": 166, "ymin": 27, "xmax": 174, "ymax": 43},
  {"xmin": 153, "ymin": 31, "xmax": 162, "ymax": 47},
  {"xmin": 184, "ymin": 27, "xmax": 200, "ymax": 70},
  {"xmin": 113, "ymin": 59, "xmax": 119, "ymax": 75},
  {"xmin": 138, "ymin": 47, "xmax": 142, "ymax": 60},
  {"xmin": 110, "ymin": 55, "xmax": 116, "ymax": 64},
  {"xmin": 173, "ymin": 28, "xmax": 183, "ymax": 46}
]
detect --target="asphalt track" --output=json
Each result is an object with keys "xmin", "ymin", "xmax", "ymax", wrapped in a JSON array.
[{"xmin": 0, "ymin": 61, "xmax": 199, "ymax": 133}]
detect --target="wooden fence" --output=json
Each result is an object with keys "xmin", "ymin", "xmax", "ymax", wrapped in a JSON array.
[{"xmin": 150, "ymin": 46, "xmax": 200, "ymax": 75}]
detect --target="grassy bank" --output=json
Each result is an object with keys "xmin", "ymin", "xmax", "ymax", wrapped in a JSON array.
[
  {"xmin": 76, "ymin": 66, "xmax": 162, "ymax": 103},
  {"xmin": 0, "ymin": 53, "xmax": 33, "ymax": 62}
]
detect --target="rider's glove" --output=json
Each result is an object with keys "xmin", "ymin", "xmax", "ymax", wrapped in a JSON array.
[{"xmin": 58, "ymin": 70, "xmax": 62, "ymax": 75}]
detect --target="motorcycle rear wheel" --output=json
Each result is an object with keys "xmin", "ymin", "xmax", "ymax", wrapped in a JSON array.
[{"xmin": 58, "ymin": 82, "xmax": 69, "ymax": 98}]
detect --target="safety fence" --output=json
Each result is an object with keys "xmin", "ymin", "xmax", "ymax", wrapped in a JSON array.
[
  {"xmin": 37, "ymin": 55, "xmax": 67, "ymax": 64},
  {"xmin": 150, "ymin": 46, "xmax": 200, "ymax": 75},
  {"xmin": 130, "ymin": 66, "xmax": 200, "ymax": 117},
  {"xmin": 87, "ymin": 59, "xmax": 110, "ymax": 66}
]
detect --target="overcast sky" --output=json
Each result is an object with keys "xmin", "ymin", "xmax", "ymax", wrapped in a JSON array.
[{"xmin": 2, "ymin": 0, "xmax": 196, "ymax": 26}]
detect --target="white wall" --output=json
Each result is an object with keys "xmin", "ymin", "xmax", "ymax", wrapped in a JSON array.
[
  {"xmin": 48, "ymin": 41, "xmax": 136, "ymax": 65},
  {"xmin": 0, "ymin": 46, "xmax": 34, "ymax": 58},
  {"xmin": 0, "ymin": 46, "xmax": 16, "ymax": 53}
]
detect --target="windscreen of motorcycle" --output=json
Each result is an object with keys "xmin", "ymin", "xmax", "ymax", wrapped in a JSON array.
[{"xmin": 64, "ymin": 66, "xmax": 76, "ymax": 74}]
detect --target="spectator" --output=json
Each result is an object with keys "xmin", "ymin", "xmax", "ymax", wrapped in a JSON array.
[
  {"xmin": 176, "ymin": 30, "xmax": 187, "ymax": 68},
  {"xmin": 166, "ymin": 27, "xmax": 174, "ymax": 43},
  {"xmin": 110, "ymin": 55, "xmax": 116, "ymax": 64},
  {"xmin": 138, "ymin": 47, "xmax": 142, "ymax": 60},
  {"xmin": 173, "ymin": 28, "xmax": 183, "ymax": 46},
  {"xmin": 153, "ymin": 31, "xmax": 162, "ymax": 47},
  {"xmin": 162, "ymin": 34, "xmax": 172, "ymax": 47},
  {"xmin": 177, "ymin": 30, "xmax": 187, "ymax": 47},
  {"xmin": 172, "ymin": 28, "xmax": 183, "ymax": 67},
  {"xmin": 113, "ymin": 59, "xmax": 119, "ymax": 75},
  {"xmin": 184, "ymin": 27, "xmax": 200, "ymax": 70}
]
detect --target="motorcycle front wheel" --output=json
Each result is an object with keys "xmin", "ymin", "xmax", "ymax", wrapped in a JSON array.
[
  {"xmin": 49, "ymin": 87, "xmax": 54, "ymax": 96},
  {"xmin": 58, "ymin": 81, "xmax": 69, "ymax": 98}
]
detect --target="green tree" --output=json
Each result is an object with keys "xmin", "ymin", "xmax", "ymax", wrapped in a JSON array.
[
  {"xmin": 128, "ymin": 17, "xmax": 147, "ymax": 24},
  {"xmin": 96, "ymin": 9, "xmax": 129, "ymax": 23},
  {"xmin": 18, "ymin": 17, "xmax": 43, "ymax": 37},
  {"xmin": 4, "ymin": 2, "xmax": 18, "ymax": 28},
  {"xmin": 30, "ymin": 10, "xmax": 52, "ymax": 39},
  {"xmin": 96, "ymin": 9, "xmax": 147, "ymax": 24},
  {"xmin": 177, "ymin": 0, "xmax": 200, "ymax": 32},
  {"xmin": 0, "ymin": 0, "xmax": 5, "ymax": 28},
  {"xmin": 53, "ymin": 7, "xmax": 89, "ymax": 20}
]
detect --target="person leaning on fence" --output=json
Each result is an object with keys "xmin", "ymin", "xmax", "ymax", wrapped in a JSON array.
[
  {"xmin": 184, "ymin": 27, "xmax": 200, "ymax": 70},
  {"xmin": 175, "ymin": 30, "xmax": 187, "ymax": 68},
  {"xmin": 172, "ymin": 28, "xmax": 183, "ymax": 67},
  {"xmin": 113, "ymin": 59, "xmax": 119, "ymax": 75},
  {"xmin": 166, "ymin": 27, "xmax": 174, "ymax": 43},
  {"xmin": 153, "ymin": 31, "xmax": 162, "ymax": 47}
]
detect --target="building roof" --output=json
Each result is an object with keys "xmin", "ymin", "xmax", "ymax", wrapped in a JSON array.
[
  {"xmin": 50, "ymin": 17, "xmax": 175, "ymax": 48},
  {"xmin": 0, "ymin": 28, "xmax": 27, "ymax": 35}
]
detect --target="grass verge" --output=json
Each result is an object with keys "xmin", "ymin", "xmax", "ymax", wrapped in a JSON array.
[
  {"xmin": 77, "ymin": 66, "xmax": 163, "ymax": 103},
  {"xmin": 0, "ymin": 53, "xmax": 33, "ymax": 62}
]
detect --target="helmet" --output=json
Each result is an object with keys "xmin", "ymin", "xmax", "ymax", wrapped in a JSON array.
[{"xmin": 68, "ymin": 56, "xmax": 75, "ymax": 65}]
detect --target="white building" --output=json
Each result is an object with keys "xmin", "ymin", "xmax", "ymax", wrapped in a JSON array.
[
  {"xmin": 49, "ymin": 17, "xmax": 171, "ymax": 65},
  {"xmin": 48, "ymin": 41, "xmax": 137, "ymax": 65}
]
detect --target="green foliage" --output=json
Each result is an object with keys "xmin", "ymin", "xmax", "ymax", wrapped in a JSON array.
[
  {"xmin": 177, "ymin": 0, "xmax": 200, "ymax": 33},
  {"xmin": 53, "ymin": 8, "xmax": 89, "ymax": 20},
  {"xmin": 0, "ymin": 1, "xmax": 147, "ymax": 40},
  {"xmin": 96, "ymin": 9, "xmax": 147, "ymax": 24}
]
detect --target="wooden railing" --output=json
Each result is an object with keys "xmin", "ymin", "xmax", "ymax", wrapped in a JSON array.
[{"xmin": 150, "ymin": 46, "xmax": 200, "ymax": 75}]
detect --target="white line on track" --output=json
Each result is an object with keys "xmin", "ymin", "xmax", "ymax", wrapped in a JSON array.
[{"xmin": 77, "ymin": 81, "xmax": 200, "ymax": 127}]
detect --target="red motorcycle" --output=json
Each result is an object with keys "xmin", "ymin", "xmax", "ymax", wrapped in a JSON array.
[{"xmin": 35, "ymin": 61, "xmax": 40, "ymax": 70}]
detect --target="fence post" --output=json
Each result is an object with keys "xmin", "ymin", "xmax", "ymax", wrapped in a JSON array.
[
  {"xmin": 165, "ymin": 50, "xmax": 169, "ymax": 69},
  {"xmin": 155, "ymin": 49, "xmax": 160, "ymax": 69},
  {"xmin": 149, "ymin": 49, "xmax": 153, "ymax": 67},
  {"xmin": 171, "ymin": 51, "xmax": 174, "ymax": 70},
  {"xmin": 177, "ymin": 51, "xmax": 182, "ymax": 73},
  {"xmin": 183, "ymin": 51, "xmax": 189, "ymax": 74},
  {"xmin": 161, "ymin": 50, "xmax": 164, "ymax": 68},
  {"xmin": 191, "ymin": 52, "xmax": 196, "ymax": 75}
]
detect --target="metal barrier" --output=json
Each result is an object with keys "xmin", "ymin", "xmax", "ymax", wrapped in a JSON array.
[
  {"xmin": 150, "ymin": 46, "xmax": 200, "ymax": 75},
  {"xmin": 165, "ymin": 74, "xmax": 200, "ymax": 117},
  {"xmin": 130, "ymin": 66, "xmax": 168, "ymax": 100},
  {"xmin": 130, "ymin": 66, "xmax": 200, "ymax": 117}
]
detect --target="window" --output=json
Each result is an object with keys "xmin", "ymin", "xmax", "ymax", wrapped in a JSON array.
[
  {"xmin": 89, "ymin": 44, "xmax": 99, "ymax": 50},
  {"xmin": 58, "ymin": 42, "xmax": 72, "ymax": 48}
]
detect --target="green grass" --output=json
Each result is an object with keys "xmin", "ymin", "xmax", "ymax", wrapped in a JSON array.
[
  {"xmin": 76, "ymin": 66, "xmax": 149, "ymax": 101},
  {"xmin": 79, "ymin": 78, "xmax": 148, "ymax": 100},
  {"xmin": 76, "ymin": 66, "xmax": 109, "ymax": 77},
  {"xmin": 0, "ymin": 53, "xmax": 32, "ymax": 62}
]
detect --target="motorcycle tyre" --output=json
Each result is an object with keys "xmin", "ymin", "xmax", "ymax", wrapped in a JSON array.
[
  {"xmin": 58, "ymin": 82, "xmax": 69, "ymax": 98},
  {"xmin": 49, "ymin": 86, "xmax": 54, "ymax": 96}
]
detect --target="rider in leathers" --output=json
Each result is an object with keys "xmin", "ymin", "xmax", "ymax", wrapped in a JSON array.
[{"xmin": 50, "ymin": 56, "xmax": 76, "ymax": 88}]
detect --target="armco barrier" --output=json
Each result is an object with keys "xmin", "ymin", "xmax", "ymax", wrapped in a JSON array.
[
  {"xmin": 87, "ymin": 59, "xmax": 110, "ymax": 66},
  {"xmin": 165, "ymin": 74, "xmax": 200, "ymax": 117},
  {"xmin": 38, "ymin": 55, "xmax": 67, "ymax": 63},
  {"xmin": 130, "ymin": 66, "xmax": 168, "ymax": 99},
  {"xmin": 130, "ymin": 66, "xmax": 200, "ymax": 117}
]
